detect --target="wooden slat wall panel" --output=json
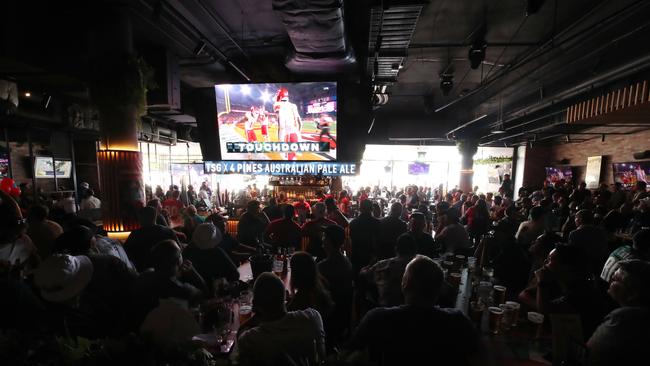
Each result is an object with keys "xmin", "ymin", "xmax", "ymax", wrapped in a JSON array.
[{"xmin": 567, "ymin": 80, "xmax": 650, "ymax": 124}]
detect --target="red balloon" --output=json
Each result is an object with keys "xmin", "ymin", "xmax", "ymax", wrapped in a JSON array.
[
  {"xmin": 0, "ymin": 177, "xmax": 13, "ymax": 190},
  {"xmin": 10, "ymin": 187, "xmax": 21, "ymax": 197}
]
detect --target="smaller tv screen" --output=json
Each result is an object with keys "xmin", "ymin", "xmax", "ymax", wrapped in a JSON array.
[
  {"xmin": 34, "ymin": 157, "xmax": 72, "ymax": 178},
  {"xmin": 612, "ymin": 161, "xmax": 650, "ymax": 189},
  {"xmin": 545, "ymin": 166, "xmax": 572, "ymax": 184},
  {"xmin": 408, "ymin": 162, "xmax": 430, "ymax": 175},
  {"xmin": 0, "ymin": 152, "xmax": 8, "ymax": 178}
]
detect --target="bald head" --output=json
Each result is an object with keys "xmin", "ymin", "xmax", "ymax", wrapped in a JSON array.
[{"xmin": 402, "ymin": 256, "xmax": 444, "ymax": 305}]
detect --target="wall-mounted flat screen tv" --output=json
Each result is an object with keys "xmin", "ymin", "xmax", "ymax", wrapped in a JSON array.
[
  {"xmin": 612, "ymin": 161, "xmax": 649, "ymax": 189},
  {"xmin": 215, "ymin": 82, "xmax": 337, "ymax": 161},
  {"xmin": 545, "ymin": 166, "xmax": 573, "ymax": 184},
  {"xmin": 34, "ymin": 157, "xmax": 72, "ymax": 178}
]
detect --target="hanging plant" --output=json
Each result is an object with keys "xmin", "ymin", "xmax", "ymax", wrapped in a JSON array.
[
  {"xmin": 456, "ymin": 139, "xmax": 478, "ymax": 155},
  {"xmin": 474, "ymin": 156, "xmax": 513, "ymax": 165},
  {"xmin": 89, "ymin": 55, "xmax": 157, "ymax": 118}
]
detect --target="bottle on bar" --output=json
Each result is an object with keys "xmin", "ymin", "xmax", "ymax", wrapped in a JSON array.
[
  {"xmin": 273, "ymin": 247, "xmax": 284, "ymax": 276},
  {"xmin": 282, "ymin": 247, "xmax": 289, "ymax": 276}
]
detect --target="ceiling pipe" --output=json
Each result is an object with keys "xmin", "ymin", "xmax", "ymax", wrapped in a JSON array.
[
  {"xmin": 445, "ymin": 114, "xmax": 487, "ymax": 137},
  {"xmin": 433, "ymin": 0, "xmax": 648, "ymax": 113},
  {"xmin": 194, "ymin": 0, "xmax": 250, "ymax": 60},
  {"xmin": 480, "ymin": 52, "xmax": 650, "ymax": 142},
  {"xmin": 487, "ymin": 22, "xmax": 650, "ymax": 127},
  {"xmin": 136, "ymin": 0, "xmax": 251, "ymax": 81}
]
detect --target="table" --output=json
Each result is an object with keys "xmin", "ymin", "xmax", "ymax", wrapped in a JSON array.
[
  {"xmin": 193, "ymin": 262, "xmax": 293, "ymax": 356},
  {"xmin": 459, "ymin": 269, "xmax": 552, "ymax": 366}
]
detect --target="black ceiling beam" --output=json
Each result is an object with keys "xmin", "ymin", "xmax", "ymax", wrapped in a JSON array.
[{"xmin": 409, "ymin": 42, "xmax": 540, "ymax": 49}]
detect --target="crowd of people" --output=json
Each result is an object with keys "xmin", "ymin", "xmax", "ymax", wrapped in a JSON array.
[{"xmin": 1, "ymin": 175, "xmax": 649, "ymax": 366}]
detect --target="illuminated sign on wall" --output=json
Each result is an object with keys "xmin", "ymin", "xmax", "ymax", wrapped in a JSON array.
[{"xmin": 204, "ymin": 161, "xmax": 357, "ymax": 176}]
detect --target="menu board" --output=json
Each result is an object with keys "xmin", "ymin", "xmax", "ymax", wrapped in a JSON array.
[{"xmin": 585, "ymin": 156, "xmax": 602, "ymax": 189}]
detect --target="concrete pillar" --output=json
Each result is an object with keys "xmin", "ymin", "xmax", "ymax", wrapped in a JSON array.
[
  {"xmin": 457, "ymin": 139, "xmax": 478, "ymax": 193},
  {"xmin": 90, "ymin": 6, "xmax": 145, "ymax": 239}
]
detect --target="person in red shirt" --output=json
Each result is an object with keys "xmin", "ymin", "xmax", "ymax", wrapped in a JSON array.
[
  {"xmin": 293, "ymin": 196, "xmax": 311, "ymax": 225},
  {"xmin": 301, "ymin": 202, "xmax": 337, "ymax": 260},
  {"xmin": 264, "ymin": 205, "xmax": 302, "ymax": 250},
  {"xmin": 162, "ymin": 190, "xmax": 185, "ymax": 223},
  {"xmin": 338, "ymin": 190, "xmax": 351, "ymax": 217}
]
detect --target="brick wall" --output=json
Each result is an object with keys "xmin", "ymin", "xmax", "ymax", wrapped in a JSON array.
[{"xmin": 524, "ymin": 128, "xmax": 650, "ymax": 189}]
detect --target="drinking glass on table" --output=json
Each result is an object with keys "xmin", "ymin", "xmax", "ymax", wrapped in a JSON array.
[
  {"xmin": 469, "ymin": 301, "xmax": 485, "ymax": 326},
  {"xmin": 505, "ymin": 301, "xmax": 521, "ymax": 327},
  {"xmin": 527, "ymin": 312, "xmax": 545, "ymax": 339},
  {"xmin": 499, "ymin": 303, "xmax": 515, "ymax": 331},
  {"xmin": 488, "ymin": 306, "xmax": 504, "ymax": 335},
  {"xmin": 493, "ymin": 285, "xmax": 507, "ymax": 305},
  {"xmin": 238, "ymin": 290, "xmax": 253, "ymax": 324}
]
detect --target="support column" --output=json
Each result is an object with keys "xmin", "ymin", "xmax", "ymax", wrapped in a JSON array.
[
  {"xmin": 90, "ymin": 6, "xmax": 145, "ymax": 240},
  {"xmin": 457, "ymin": 139, "xmax": 478, "ymax": 193}
]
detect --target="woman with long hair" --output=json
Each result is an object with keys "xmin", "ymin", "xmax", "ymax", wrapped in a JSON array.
[{"xmin": 288, "ymin": 252, "xmax": 333, "ymax": 318}]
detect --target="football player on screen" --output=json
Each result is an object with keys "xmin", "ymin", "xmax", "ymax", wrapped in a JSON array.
[
  {"xmin": 316, "ymin": 113, "xmax": 336, "ymax": 144},
  {"xmin": 258, "ymin": 105, "xmax": 270, "ymax": 142},
  {"xmin": 240, "ymin": 106, "xmax": 260, "ymax": 142},
  {"xmin": 273, "ymin": 88, "xmax": 302, "ymax": 160}
]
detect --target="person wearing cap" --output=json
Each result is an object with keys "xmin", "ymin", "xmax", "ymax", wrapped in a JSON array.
[
  {"xmin": 0, "ymin": 190, "xmax": 39, "ymax": 270},
  {"xmin": 601, "ymin": 228, "xmax": 650, "ymax": 283},
  {"xmin": 237, "ymin": 273, "xmax": 326, "ymax": 366},
  {"xmin": 205, "ymin": 212, "xmax": 256, "ymax": 263},
  {"xmin": 71, "ymin": 218, "xmax": 135, "ymax": 271},
  {"xmin": 34, "ymin": 253, "xmax": 96, "ymax": 337},
  {"xmin": 53, "ymin": 226, "xmax": 137, "ymax": 336},
  {"xmin": 183, "ymin": 223, "xmax": 239, "ymax": 292},
  {"xmin": 237, "ymin": 200, "xmax": 270, "ymax": 248}
]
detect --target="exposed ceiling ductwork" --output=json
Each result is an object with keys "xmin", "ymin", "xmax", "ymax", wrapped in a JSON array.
[
  {"xmin": 368, "ymin": 2, "xmax": 425, "ymax": 105},
  {"xmin": 273, "ymin": 0, "xmax": 356, "ymax": 73}
]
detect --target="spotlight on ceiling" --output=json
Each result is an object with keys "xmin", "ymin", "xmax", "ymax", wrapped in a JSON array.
[
  {"xmin": 526, "ymin": 0, "xmax": 546, "ymax": 16},
  {"xmin": 490, "ymin": 127, "xmax": 507, "ymax": 134},
  {"xmin": 440, "ymin": 74, "xmax": 454, "ymax": 96},
  {"xmin": 468, "ymin": 39, "xmax": 487, "ymax": 69}
]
